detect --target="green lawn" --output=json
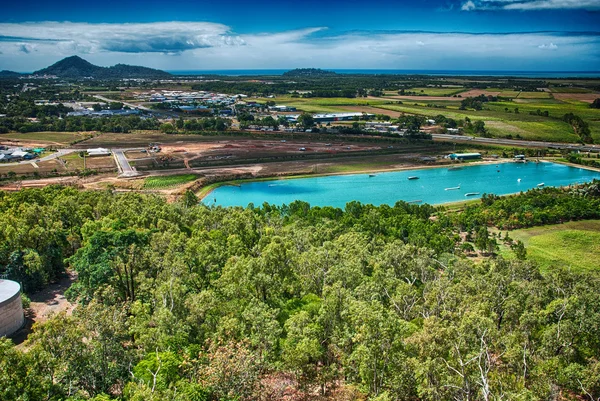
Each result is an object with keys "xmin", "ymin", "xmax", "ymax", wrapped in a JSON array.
[
  {"xmin": 500, "ymin": 220, "xmax": 600, "ymax": 272},
  {"xmin": 143, "ymin": 174, "xmax": 198, "ymax": 189}
]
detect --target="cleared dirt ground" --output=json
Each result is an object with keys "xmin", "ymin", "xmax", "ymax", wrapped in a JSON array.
[
  {"xmin": 12, "ymin": 271, "xmax": 77, "ymax": 346},
  {"xmin": 552, "ymin": 93, "xmax": 600, "ymax": 103}
]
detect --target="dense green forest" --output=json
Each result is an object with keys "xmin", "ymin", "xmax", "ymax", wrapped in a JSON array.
[
  {"xmin": 33, "ymin": 56, "xmax": 172, "ymax": 79},
  {"xmin": 1, "ymin": 183, "xmax": 600, "ymax": 400}
]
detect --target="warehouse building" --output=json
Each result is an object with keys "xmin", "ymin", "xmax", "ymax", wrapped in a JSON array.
[{"xmin": 448, "ymin": 153, "xmax": 482, "ymax": 160}]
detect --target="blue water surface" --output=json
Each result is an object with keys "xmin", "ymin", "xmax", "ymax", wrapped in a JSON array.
[{"xmin": 204, "ymin": 162, "xmax": 600, "ymax": 208}]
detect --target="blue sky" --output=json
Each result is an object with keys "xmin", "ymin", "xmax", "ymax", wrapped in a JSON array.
[{"xmin": 1, "ymin": 0, "xmax": 599, "ymax": 71}]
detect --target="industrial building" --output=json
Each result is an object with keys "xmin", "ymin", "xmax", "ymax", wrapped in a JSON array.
[
  {"xmin": 285, "ymin": 112, "xmax": 374, "ymax": 123},
  {"xmin": 448, "ymin": 153, "xmax": 482, "ymax": 160},
  {"xmin": 0, "ymin": 279, "xmax": 24, "ymax": 337},
  {"xmin": 67, "ymin": 109, "xmax": 141, "ymax": 117},
  {"xmin": 268, "ymin": 105, "xmax": 297, "ymax": 112},
  {"xmin": 87, "ymin": 148, "xmax": 111, "ymax": 157}
]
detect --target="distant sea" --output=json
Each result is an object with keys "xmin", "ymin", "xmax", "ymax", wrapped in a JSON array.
[{"xmin": 168, "ymin": 69, "xmax": 600, "ymax": 78}]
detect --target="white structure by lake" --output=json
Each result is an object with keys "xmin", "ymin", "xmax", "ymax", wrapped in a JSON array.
[{"xmin": 0, "ymin": 279, "xmax": 24, "ymax": 337}]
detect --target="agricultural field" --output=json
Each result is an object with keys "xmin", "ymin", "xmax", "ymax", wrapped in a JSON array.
[
  {"xmin": 257, "ymin": 96, "xmax": 391, "ymax": 113},
  {"xmin": 499, "ymin": 220, "xmax": 600, "ymax": 272},
  {"xmin": 143, "ymin": 174, "xmax": 199, "ymax": 189},
  {"xmin": 374, "ymin": 96, "xmax": 600, "ymax": 142},
  {"xmin": 403, "ymin": 87, "xmax": 465, "ymax": 96},
  {"xmin": 516, "ymin": 91, "xmax": 552, "ymax": 99},
  {"xmin": 549, "ymin": 86, "xmax": 594, "ymax": 93},
  {"xmin": 497, "ymin": 90, "xmax": 521, "ymax": 98},
  {"xmin": 484, "ymin": 120, "xmax": 579, "ymax": 142}
]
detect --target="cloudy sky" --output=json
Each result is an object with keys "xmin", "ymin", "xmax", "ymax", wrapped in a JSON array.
[{"xmin": 1, "ymin": 0, "xmax": 599, "ymax": 72}]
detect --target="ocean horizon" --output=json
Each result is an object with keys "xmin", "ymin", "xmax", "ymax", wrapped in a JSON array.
[{"xmin": 167, "ymin": 69, "xmax": 600, "ymax": 78}]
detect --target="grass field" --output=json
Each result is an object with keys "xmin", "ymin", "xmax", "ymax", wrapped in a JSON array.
[
  {"xmin": 257, "ymin": 96, "xmax": 391, "ymax": 113},
  {"xmin": 373, "ymin": 97, "xmax": 600, "ymax": 142},
  {"xmin": 278, "ymin": 95, "xmax": 598, "ymax": 142},
  {"xmin": 498, "ymin": 90, "xmax": 521, "ymax": 98},
  {"xmin": 516, "ymin": 91, "xmax": 552, "ymax": 99},
  {"xmin": 0, "ymin": 131, "xmax": 91, "ymax": 146},
  {"xmin": 405, "ymin": 87, "xmax": 465, "ymax": 96},
  {"xmin": 500, "ymin": 220, "xmax": 600, "ymax": 272},
  {"xmin": 143, "ymin": 174, "xmax": 198, "ymax": 189}
]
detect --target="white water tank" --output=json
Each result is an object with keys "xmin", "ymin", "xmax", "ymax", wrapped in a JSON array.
[{"xmin": 0, "ymin": 280, "xmax": 24, "ymax": 337}]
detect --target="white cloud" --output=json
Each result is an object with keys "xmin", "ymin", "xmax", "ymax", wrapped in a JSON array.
[
  {"xmin": 0, "ymin": 21, "xmax": 598, "ymax": 71},
  {"xmin": 0, "ymin": 21, "xmax": 243, "ymax": 54},
  {"xmin": 461, "ymin": 0, "xmax": 600, "ymax": 11},
  {"xmin": 461, "ymin": 1, "xmax": 477, "ymax": 10}
]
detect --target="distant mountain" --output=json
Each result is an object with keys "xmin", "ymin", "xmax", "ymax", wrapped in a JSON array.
[
  {"xmin": 0, "ymin": 70, "xmax": 23, "ymax": 78},
  {"xmin": 283, "ymin": 68, "xmax": 337, "ymax": 77},
  {"xmin": 33, "ymin": 56, "xmax": 172, "ymax": 79}
]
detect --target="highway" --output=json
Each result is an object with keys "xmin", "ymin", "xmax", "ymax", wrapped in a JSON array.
[
  {"xmin": 92, "ymin": 95, "xmax": 152, "ymax": 112},
  {"xmin": 431, "ymin": 134, "xmax": 600, "ymax": 153},
  {"xmin": 92, "ymin": 94, "xmax": 177, "ymax": 118}
]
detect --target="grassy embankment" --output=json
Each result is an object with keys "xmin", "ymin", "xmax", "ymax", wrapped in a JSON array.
[
  {"xmin": 498, "ymin": 220, "xmax": 600, "ymax": 272},
  {"xmin": 0, "ymin": 131, "xmax": 92, "ymax": 146}
]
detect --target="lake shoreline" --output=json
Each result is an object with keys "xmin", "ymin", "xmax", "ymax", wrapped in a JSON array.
[
  {"xmin": 197, "ymin": 158, "xmax": 511, "ymax": 201},
  {"xmin": 199, "ymin": 158, "xmax": 600, "ymax": 206}
]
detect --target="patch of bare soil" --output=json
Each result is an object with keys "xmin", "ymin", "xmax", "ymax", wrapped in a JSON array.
[
  {"xmin": 12, "ymin": 271, "xmax": 77, "ymax": 346},
  {"xmin": 552, "ymin": 93, "xmax": 600, "ymax": 103}
]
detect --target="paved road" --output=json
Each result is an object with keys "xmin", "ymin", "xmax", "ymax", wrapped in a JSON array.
[
  {"xmin": 112, "ymin": 148, "xmax": 141, "ymax": 177},
  {"xmin": 1, "ymin": 148, "xmax": 78, "ymax": 166},
  {"xmin": 93, "ymin": 95, "xmax": 153, "ymax": 112},
  {"xmin": 39, "ymin": 148, "xmax": 78, "ymax": 161},
  {"xmin": 432, "ymin": 134, "xmax": 600, "ymax": 153},
  {"xmin": 92, "ymin": 94, "xmax": 176, "ymax": 118}
]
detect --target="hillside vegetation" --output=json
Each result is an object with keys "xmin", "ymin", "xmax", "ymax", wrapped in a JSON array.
[
  {"xmin": 33, "ymin": 56, "xmax": 171, "ymax": 79},
  {"xmin": 1, "ymin": 182, "xmax": 600, "ymax": 400}
]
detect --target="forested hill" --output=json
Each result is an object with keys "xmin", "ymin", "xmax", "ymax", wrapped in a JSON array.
[
  {"xmin": 1, "ymin": 181, "xmax": 600, "ymax": 400},
  {"xmin": 282, "ymin": 68, "xmax": 338, "ymax": 77},
  {"xmin": 32, "ymin": 55, "xmax": 172, "ymax": 79},
  {"xmin": 0, "ymin": 70, "xmax": 22, "ymax": 78}
]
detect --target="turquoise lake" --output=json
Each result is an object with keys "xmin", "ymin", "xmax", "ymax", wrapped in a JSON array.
[{"xmin": 204, "ymin": 162, "xmax": 600, "ymax": 208}]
